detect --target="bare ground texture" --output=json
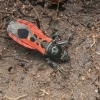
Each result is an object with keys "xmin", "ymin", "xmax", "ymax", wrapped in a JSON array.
[{"xmin": 0, "ymin": 0, "xmax": 100, "ymax": 100}]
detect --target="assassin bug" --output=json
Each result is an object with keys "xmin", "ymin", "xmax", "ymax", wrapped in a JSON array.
[{"xmin": 7, "ymin": 19, "xmax": 71, "ymax": 78}]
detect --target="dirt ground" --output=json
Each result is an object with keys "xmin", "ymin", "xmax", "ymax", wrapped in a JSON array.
[{"xmin": 0, "ymin": 0, "xmax": 100, "ymax": 100}]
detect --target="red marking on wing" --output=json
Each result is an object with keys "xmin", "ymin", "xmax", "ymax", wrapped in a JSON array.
[
  {"xmin": 17, "ymin": 19, "xmax": 52, "ymax": 42},
  {"xmin": 8, "ymin": 33, "xmax": 45, "ymax": 54},
  {"xmin": 8, "ymin": 19, "xmax": 52, "ymax": 54}
]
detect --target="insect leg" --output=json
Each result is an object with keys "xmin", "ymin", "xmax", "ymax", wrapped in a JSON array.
[
  {"xmin": 51, "ymin": 31, "xmax": 59, "ymax": 39},
  {"xmin": 57, "ymin": 34, "xmax": 73, "ymax": 45},
  {"xmin": 57, "ymin": 40, "xmax": 69, "ymax": 45},
  {"xmin": 46, "ymin": 58, "xmax": 66, "ymax": 78}
]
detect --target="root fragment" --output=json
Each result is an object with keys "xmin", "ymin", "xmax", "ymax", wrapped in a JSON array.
[{"xmin": 3, "ymin": 94, "xmax": 27, "ymax": 100}]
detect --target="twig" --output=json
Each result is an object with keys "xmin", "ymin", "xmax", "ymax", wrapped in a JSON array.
[
  {"xmin": 74, "ymin": 37, "xmax": 86, "ymax": 47},
  {"xmin": 0, "ymin": 52, "xmax": 29, "ymax": 63},
  {"xmin": 90, "ymin": 28, "xmax": 100, "ymax": 50},
  {"xmin": 17, "ymin": 9, "xmax": 36, "ymax": 18},
  {"xmin": 3, "ymin": 94, "xmax": 27, "ymax": 100},
  {"xmin": 0, "ymin": 70, "xmax": 9, "ymax": 75},
  {"xmin": 96, "ymin": 51, "xmax": 100, "ymax": 55},
  {"xmin": 26, "ymin": 0, "xmax": 40, "ymax": 20},
  {"xmin": 14, "ymin": 56, "xmax": 29, "ymax": 63},
  {"xmin": 91, "ymin": 34, "xmax": 100, "ymax": 46},
  {"xmin": 26, "ymin": 0, "xmax": 46, "ymax": 33},
  {"xmin": 56, "ymin": 0, "xmax": 60, "ymax": 19},
  {"xmin": 56, "ymin": 0, "xmax": 60, "ymax": 12},
  {"xmin": 91, "ymin": 34, "xmax": 96, "ymax": 49},
  {"xmin": 40, "ymin": 89, "xmax": 50, "ymax": 96},
  {"xmin": 73, "ymin": 37, "xmax": 86, "ymax": 48}
]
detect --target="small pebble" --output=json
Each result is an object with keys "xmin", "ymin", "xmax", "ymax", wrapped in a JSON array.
[
  {"xmin": 81, "ymin": 76, "xmax": 86, "ymax": 81},
  {"xmin": 95, "ymin": 90, "xmax": 98, "ymax": 93}
]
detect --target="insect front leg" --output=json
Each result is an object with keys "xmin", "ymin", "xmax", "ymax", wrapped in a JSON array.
[
  {"xmin": 57, "ymin": 34, "xmax": 73, "ymax": 45},
  {"xmin": 46, "ymin": 58, "xmax": 66, "ymax": 78}
]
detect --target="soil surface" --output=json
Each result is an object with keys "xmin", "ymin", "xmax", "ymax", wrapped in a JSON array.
[{"xmin": 0, "ymin": 0, "xmax": 100, "ymax": 100}]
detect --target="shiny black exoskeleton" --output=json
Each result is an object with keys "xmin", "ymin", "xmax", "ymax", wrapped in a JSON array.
[
  {"xmin": 40, "ymin": 31, "xmax": 72, "ymax": 78},
  {"xmin": 44, "ymin": 40, "xmax": 69, "ymax": 61}
]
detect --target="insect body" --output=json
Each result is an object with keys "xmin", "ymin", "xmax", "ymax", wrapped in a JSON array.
[{"xmin": 7, "ymin": 19, "xmax": 70, "ymax": 77}]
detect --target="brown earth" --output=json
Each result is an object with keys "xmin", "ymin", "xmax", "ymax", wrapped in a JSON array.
[{"xmin": 0, "ymin": 0, "xmax": 100, "ymax": 100}]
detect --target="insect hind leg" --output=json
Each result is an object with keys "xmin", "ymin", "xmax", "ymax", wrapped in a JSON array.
[{"xmin": 46, "ymin": 58, "xmax": 66, "ymax": 78}]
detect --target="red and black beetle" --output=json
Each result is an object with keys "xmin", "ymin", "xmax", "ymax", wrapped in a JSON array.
[{"xmin": 7, "ymin": 19, "xmax": 71, "ymax": 77}]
